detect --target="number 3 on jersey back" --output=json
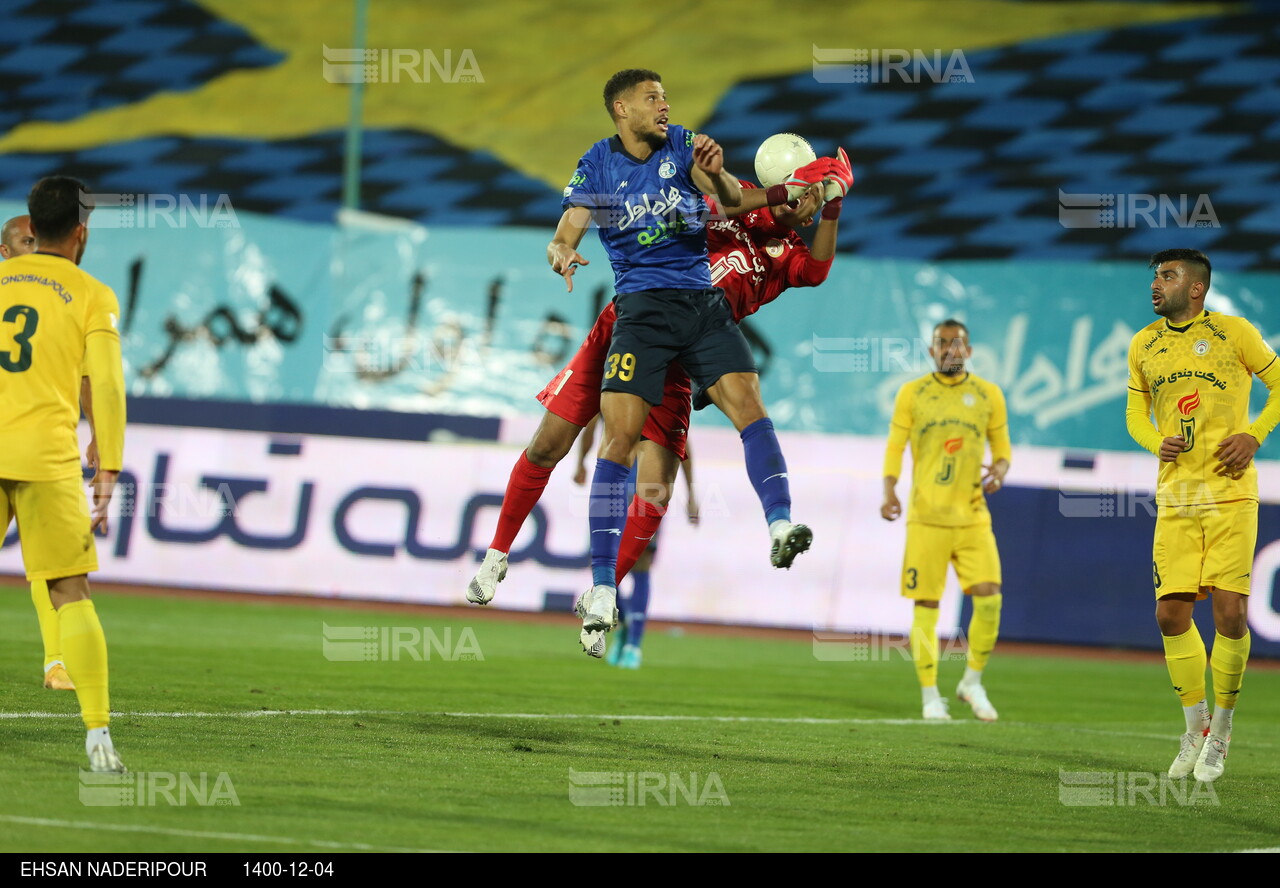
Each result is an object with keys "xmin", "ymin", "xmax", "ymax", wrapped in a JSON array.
[{"xmin": 1, "ymin": 304, "xmax": 39, "ymax": 372}]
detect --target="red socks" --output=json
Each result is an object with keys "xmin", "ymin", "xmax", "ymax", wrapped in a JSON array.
[
  {"xmin": 489, "ymin": 450, "xmax": 554, "ymax": 553},
  {"xmin": 615, "ymin": 495, "xmax": 667, "ymax": 583}
]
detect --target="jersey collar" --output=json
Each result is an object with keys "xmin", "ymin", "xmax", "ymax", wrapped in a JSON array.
[
  {"xmin": 931, "ymin": 371, "xmax": 969, "ymax": 386},
  {"xmin": 609, "ymin": 135, "xmax": 656, "ymax": 165},
  {"xmin": 1165, "ymin": 309, "xmax": 1208, "ymax": 334}
]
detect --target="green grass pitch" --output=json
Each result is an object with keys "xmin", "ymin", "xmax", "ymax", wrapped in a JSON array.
[{"xmin": 1, "ymin": 585, "xmax": 1277, "ymax": 853}]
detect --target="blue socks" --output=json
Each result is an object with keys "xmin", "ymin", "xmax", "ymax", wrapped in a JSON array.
[
  {"xmin": 626, "ymin": 570, "xmax": 650, "ymax": 648},
  {"xmin": 741, "ymin": 417, "xmax": 791, "ymax": 525},
  {"xmin": 589, "ymin": 457, "xmax": 631, "ymax": 587}
]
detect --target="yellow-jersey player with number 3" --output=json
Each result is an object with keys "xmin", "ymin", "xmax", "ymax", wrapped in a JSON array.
[
  {"xmin": 0, "ymin": 177, "xmax": 127, "ymax": 773},
  {"xmin": 882, "ymin": 320, "xmax": 1012, "ymax": 722},
  {"xmin": 1, "ymin": 212, "xmax": 89, "ymax": 694},
  {"xmin": 1127, "ymin": 248, "xmax": 1280, "ymax": 785}
]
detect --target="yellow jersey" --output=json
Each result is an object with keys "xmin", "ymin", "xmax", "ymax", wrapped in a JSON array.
[
  {"xmin": 1126, "ymin": 309, "xmax": 1280, "ymax": 507},
  {"xmin": 0, "ymin": 253, "xmax": 120, "ymax": 481},
  {"xmin": 884, "ymin": 372, "xmax": 1012, "ymax": 527}
]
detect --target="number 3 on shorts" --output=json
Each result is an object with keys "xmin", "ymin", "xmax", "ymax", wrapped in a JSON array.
[{"xmin": 605, "ymin": 352, "xmax": 636, "ymax": 382}]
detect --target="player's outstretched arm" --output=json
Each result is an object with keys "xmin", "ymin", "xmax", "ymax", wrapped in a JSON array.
[
  {"xmin": 691, "ymin": 134, "xmax": 742, "ymax": 207},
  {"xmin": 547, "ymin": 206, "xmax": 592, "ymax": 293}
]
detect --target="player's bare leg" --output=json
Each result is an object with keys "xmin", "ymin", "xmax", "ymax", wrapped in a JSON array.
[
  {"xmin": 49, "ymin": 575, "xmax": 123, "ymax": 773},
  {"xmin": 1157, "ymin": 591, "xmax": 1210, "ymax": 778},
  {"xmin": 707, "ymin": 371, "xmax": 810, "ymax": 568},
  {"xmin": 1195, "ymin": 587, "xmax": 1249, "ymax": 782},
  {"xmin": 577, "ymin": 392, "xmax": 648, "ymax": 657},
  {"xmin": 955, "ymin": 583, "xmax": 1000, "ymax": 721},
  {"xmin": 468, "ymin": 410, "xmax": 585, "ymax": 605},
  {"xmin": 912, "ymin": 599, "xmax": 950, "ymax": 720}
]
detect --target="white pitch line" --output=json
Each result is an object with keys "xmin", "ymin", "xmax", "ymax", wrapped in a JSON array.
[
  {"xmin": 0, "ymin": 815, "xmax": 446, "ymax": 854},
  {"xmin": 0, "ymin": 709, "xmax": 1204, "ymax": 741},
  {"xmin": 1239, "ymin": 847, "xmax": 1280, "ymax": 853},
  {"xmin": 6, "ymin": 709, "xmax": 1276, "ymax": 748}
]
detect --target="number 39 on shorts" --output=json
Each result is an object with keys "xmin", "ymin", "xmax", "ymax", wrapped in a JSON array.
[{"xmin": 605, "ymin": 351, "xmax": 636, "ymax": 382}]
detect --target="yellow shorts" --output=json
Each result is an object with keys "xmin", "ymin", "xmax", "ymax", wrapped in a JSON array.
[
  {"xmin": 1153, "ymin": 500, "xmax": 1257, "ymax": 600},
  {"xmin": 0, "ymin": 475, "xmax": 98, "ymax": 582},
  {"xmin": 902, "ymin": 521, "xmax": 1001, "ymax": 601}
]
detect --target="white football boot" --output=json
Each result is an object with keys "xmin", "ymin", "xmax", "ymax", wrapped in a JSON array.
[
  {"xmin": 1194, "ymin": 732, "xmax": 1230, "ymax": 783},
  {"xmin": 1169, "ymin": 729, "xmax": 1208, "ymax": 779},
  {"xmin": 466, "ymin": 549, "xmax": 508, "ymax": 606}
]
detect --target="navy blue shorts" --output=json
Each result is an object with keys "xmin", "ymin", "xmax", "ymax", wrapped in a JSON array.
[{"xmin": 604, "ymin": 287, "xmax": 756, "ymax": 408}]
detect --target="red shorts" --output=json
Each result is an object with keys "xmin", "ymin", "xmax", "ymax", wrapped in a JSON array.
[{"xmin": 536, "ymin": 304, "xmax": 691, "ymax": 460}]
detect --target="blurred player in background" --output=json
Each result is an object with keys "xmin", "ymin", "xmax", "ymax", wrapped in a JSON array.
[
  {"xmin": 0, "ymin": 178, "xmax": 127, "ymax": 771},
  {"xmin": 1, "ymin": 213, "xmax": 96, "ymax": 693},
  {"xmin": 881, "ymin": 321, "xmax": 1010, "ymax": 722},
  {"xmin": 1, "ymin": 214, "xmax": 36, "ymax": 257},
  {"xmin": 1126, "ymin": 248, "xmax": 1280, "ymax": 783},
  {"xmin": 552, "ymin": 69, "xmax": 842, "ymax": 655}
]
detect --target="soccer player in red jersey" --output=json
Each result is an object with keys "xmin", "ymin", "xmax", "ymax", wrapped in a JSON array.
[{"xmin": 468, "ymin": 150, "xmax": 851, "ymax": 652}]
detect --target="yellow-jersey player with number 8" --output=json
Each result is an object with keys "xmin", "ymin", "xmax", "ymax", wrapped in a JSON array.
[
  {"xmin": 0, "ymin": 176, "xmax": 127, "ymax": 773},
  {"xmin": 881, "ymin": 320, "xmax": 1012, "ymax": 723},
  {"xmin": 1127, "ymin": 248, "xmax": 1280, "ymax": 785}
]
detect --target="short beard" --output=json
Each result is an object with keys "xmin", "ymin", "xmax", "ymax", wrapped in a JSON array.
[
  {"xmin": 1153, "ymin": 294, "xmax": 1188, "ymax": 319},
  {"xmin": 641, "ymin": 127, "xmax": 668, "ymax": 150}
]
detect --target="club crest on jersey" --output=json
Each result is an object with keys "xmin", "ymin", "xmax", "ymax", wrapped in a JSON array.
[
  {"xmin": 962, "ymin": 393, "xmax": 976, "ymax": 407},
  {"xmin": 765, "ymin": 239, "xmax": 785, "ymax": 258},
  {"xmin": 658, "ymin": 159, "xmax": 676, "ymax": 179},
  {"xmin": 1193, "ymin": 339, "xmax": 1210, "ymax": 356}
]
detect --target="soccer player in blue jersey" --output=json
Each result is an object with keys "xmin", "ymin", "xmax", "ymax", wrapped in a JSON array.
[{"xmin": 549, "ymin": 69, "xmax": 831, "ymax": 655}]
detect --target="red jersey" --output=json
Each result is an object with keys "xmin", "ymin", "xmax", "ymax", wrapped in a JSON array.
[{"xmin": 705, "ymin": 182, "xmax": 833, "ymax": 322}]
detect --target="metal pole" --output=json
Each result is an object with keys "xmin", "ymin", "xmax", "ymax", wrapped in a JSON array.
[{"xmin": 341, "ymin": 0, "xmax": 370, "ymax": 210}]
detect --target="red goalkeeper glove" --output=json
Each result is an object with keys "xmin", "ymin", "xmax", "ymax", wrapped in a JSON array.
[
  {"xmin": 783, "ymin": 156, "xmax": 838, "ymax": 197},
  {"xmin": 823, "ymin": 147, "xmax": 854, "ymax": 202}
]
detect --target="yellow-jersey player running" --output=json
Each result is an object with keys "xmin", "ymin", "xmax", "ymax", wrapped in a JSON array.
[
  {"xmin": 0, "ymin": 177, "xmax": 127, "ymax": 772},
  {"xmin": 1126, "ymin": 248, "xmax": 1280, "ymax": 784},
  {"xmin": 1, "ymin": 212, "xmax": 96, "ymax": 693},
  {"xmin": 882, "ymin": 320, "xmax": 1011, "ymax": 721}
]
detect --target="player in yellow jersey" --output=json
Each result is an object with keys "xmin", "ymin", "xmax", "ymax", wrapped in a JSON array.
[
  {"xmin": 1, "ymin": 177, "xmax": 127, "ymax": 772},
  {"xmin": 1126, "ymin": 248, "xmax": 1280, "ymax": 783},
  {"xmin": 881, "ymin": 320, "xmax": 1011, "ymax": 721},
  {"xmin": 1, "ymin": 213, "xmax": 97, "ymax": 693}
]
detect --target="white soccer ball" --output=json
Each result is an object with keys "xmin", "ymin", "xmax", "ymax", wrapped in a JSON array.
[{"xmin": 754, "ymin": 133, "xmax": 816, "ymax": 188}]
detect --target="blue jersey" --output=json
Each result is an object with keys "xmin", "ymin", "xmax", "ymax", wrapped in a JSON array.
[{"xmin": 562, "ymin": 124, "xmax": 712, "ymax": 295}]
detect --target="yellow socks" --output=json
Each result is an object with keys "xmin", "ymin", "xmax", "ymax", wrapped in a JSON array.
[
  {"xmin": 966, "ymin": 593, "xmax": 1002, "ymax": 672},
  {"xmin": 59, "ymin": 599, "xmax": 111, "ymax": 730},
  {"xmin": 31, "ymin": 580, "xmax": 61, "ymax": 668},
  {"xmin": 1162, "ymin": 623, "xmax": 1207, "ymax": 707},
  {"xmin": 1210, "ymin": 631, "xmax": 1249, "ymax": 713},
  {"xmin": 911, "ymin": 603, "xmax": 940, "ymax": 688}
]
